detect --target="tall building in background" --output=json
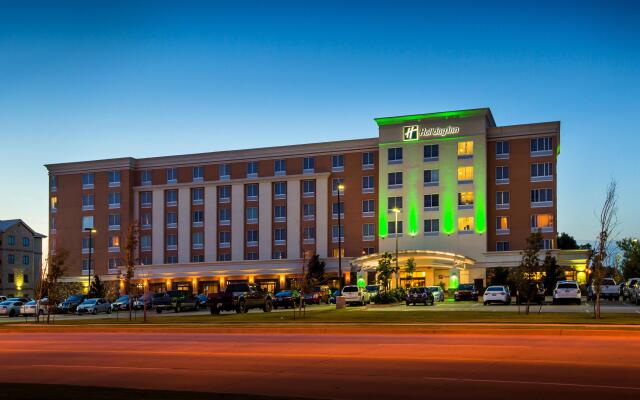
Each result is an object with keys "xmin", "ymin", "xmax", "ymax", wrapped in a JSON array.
[
  {"xmin": 0, "ymin": 219, "xmax": 45, "ymax": 297},
  {"xmin": 45, "ymin": 108, "xmax": 588, "ymax": 294}
]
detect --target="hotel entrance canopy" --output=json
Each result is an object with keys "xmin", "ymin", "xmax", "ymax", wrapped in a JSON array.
[{"xmin": 350, "ymin": 250, "xmax": 476, "ymax": 271}]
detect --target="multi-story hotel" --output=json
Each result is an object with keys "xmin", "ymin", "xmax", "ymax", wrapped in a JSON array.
[{"xmin": 46, "ymin": 108, "xmax": 589, "ymax": 294}]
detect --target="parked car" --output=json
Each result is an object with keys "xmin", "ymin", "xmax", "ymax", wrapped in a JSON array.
[
  {"xmin": 483, "ymin": 285, "xmax": 511, "ymax": 305},
  {"xmin": 273, "ymin": 290, "xmax": 301, "ymax": 309},
  {"xmin": 57, "ymin": 294, "xmax": 87, "ymax": 313},
  {"xmin": 208, "ymin": 283, "xmax": 272, "ymax": 314},
  {"xmin": 0, "ymin": 296, "xmax": 7, "ymax": 302},
  {"xmin": 622, "ymin": 278, "xmax": 639, "ymax": 302},
  {"xmin": 454, "ymin": 284, "xmax": 478, "ymax": 301},
  {"xmin": 329, "ymin": 290, "xmax": 341, "ymax": 304},
  {"xmin": 313, "ymin": 286, "xmax": 332, "ymax": 304},
  {"xmin": 631, "ymin": 281, "xmax": 640, "ymax": 305},
  {"xmin": 426, "ymin": 286, "xmax": 445, "ymax": 302},
  {"xmin": 153, "ymin": 291, "xmax": 198, "ymax": 313},
  {"xmin": 406, "ymin": 287, "xmax": 435, "ymax": 306},
  {"xmin": 20, "ymin": 300, "xmax": 49, "ymax": 316},
  {"xmin": 341, "ymin": 285, "xmax": 370, "ymax": 306},
  {"xmin": 515, "ymin": 282, "xmax": 545, "ymax": 305},
  {"xmin": 76, "ymin": 298, "xmax": 111, "ymax": 315},
  {"xmin": 303, "ymin": 291, "xmax": 321, "ymax": 305},
  {"xmin": 365, "ymin": 285, "xmax": 380, "ymax": 301},
  {"xmin": 111, "ymin": 295, "xmax": 130, "ymax": 311},
  {"xmin": 587, "ymin": 278, "xmax": 619, "ymax": 301},
  {"xmin": 133, "ymin": 294, "xmax": 152, "ymax": 310},
  {"xmin": 0, "ymin": 300, "xmax": 25, "ymax": 317},
  {"xmin": 553, "ymin": 281, "xmax": 581, "ymax": 305}
]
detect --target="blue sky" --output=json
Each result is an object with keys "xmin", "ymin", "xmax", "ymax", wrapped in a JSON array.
[{"xmin": 1, "ymin": 0, "xmax": 638, "ymax": 245}]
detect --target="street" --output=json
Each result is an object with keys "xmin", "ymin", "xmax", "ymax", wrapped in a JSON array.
[{"xmin": 0, "ymin": 329, "xmax": 638, "ymax": 399}]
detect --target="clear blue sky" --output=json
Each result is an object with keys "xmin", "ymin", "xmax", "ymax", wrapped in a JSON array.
[{"xmin": 1, "ymin": 0, "xmax": 638, "ymax": 245}]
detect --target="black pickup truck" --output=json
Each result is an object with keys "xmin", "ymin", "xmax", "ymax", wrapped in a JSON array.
[
  {"xmin": 152, "ymin": 290, "xmax": 199, "ymax": 313},
  {"xmin": 208, "ymin": 283, "xmax": 272, "ymax": 314}
]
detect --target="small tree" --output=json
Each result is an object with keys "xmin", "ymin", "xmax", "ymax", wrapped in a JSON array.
[
  {"xmin": 305, "ymin": 254, "xmax": 326, "ymax": 287},
  {"xmin": 592, "ymin": 180, "xmax": 618, "ymax": 319},
  {"xmin": 124, "ymin": 222, "xmax": 140, "ymax": 321},
  {"xmin": 376, "ymin": 252, "xmax": 394, "ymax": 291},
  {"xmin": 557, "ymin": 232, "xmax": 579, "ymax": 250},
  {"xmin": 88, "ymin": 274, "xmax": 106, "ymax": 298},
  {"xmin": 489, "ymin": 267, "xmax": 510, "ymax": 287},
  {"xmin": 542, "ymin": 253, "xmax": 563, "ymax": 295},
  {"xmin": 42, "ymin": 248, "xmax": 69, "ymax": 324},
  {"xmin": 513, "ymin": 232, "xmax": 544, "ymax": 315},
  {"xmin": 404, "ymin": 257, "xmax": 416, "ymax": 287}
]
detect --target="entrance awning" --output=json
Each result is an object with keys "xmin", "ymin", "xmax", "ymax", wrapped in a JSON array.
[{"xmin": 350, "ymin": 249, "xmax": 475, "ymax": 271}]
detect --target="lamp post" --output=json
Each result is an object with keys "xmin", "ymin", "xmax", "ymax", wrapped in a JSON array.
[
  {"xmin": 337, "ymin": 183, "xmax": 345, "ymax": 290},
  {"xmin": 84, "ymin": 227, "xmax": 96, "ymax": 294},
  {"xmin": 392, "ymin": 208, "xmax": 400, "ymax": 289}
]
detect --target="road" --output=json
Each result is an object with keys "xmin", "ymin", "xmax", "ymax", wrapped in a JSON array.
[{"xmin": 0, "ymin": 330, "xmax": 639, "ymax": 399}]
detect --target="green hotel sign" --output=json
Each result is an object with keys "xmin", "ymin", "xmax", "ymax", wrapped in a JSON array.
[{"xmin": 402, "ymin": 125, "xmax": 461, "ymax": 141}]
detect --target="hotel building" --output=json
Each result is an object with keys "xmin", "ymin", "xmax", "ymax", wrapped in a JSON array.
[{"xmin": 45, "ymin": 108, "xmax": 589, "ymax": 294}]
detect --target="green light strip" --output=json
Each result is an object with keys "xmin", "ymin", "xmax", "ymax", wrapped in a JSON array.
[
  {"xmin": 378, "ymin": 178, "xmax": 388, "ymax": 238},
  {"xmin": 407, "ymin": 168, "xmax": 419, "ymax": 236},
  {"xmin": 473, "ymin": 148, "xmax": 487, "ymax": 234},
  {"xmin": 374, "ymin": 108, "xmax": 488, "ymax": 126},
  {"xmin": 441, "ymin": 157, "xmax": 457, "ymax": 235}
]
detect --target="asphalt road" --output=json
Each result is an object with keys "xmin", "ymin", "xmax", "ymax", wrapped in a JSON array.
[{"xmin": 0, "ymin": 330, "xmax": 638, "ymax": 399}]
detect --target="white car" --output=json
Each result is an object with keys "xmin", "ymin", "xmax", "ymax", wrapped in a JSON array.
[
  {"xmin": 0, "ymin": 300, "xmax": 25, "ymax": 317},
  {"xmin": 20, "ymin": 300, "xmax": 49, "ymax": 316},
  {"xmin": 553, "ymin": 281, "xmax": 581, "ymax": 305},
  {"xmin": 483, "ymin": 285, "xmax": 511, "ymax": 305},
  {"xmin": 427, "ymin": 286, "xmax": 446, "ymax": 302},
  {"xmin": 341, "ymin": 285, "xmax": 370, "ymax": 306}
]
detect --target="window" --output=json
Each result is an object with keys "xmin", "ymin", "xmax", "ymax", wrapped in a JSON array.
[
  {"xmin": 332, "ymin": 154, "xmax": 344, "ymax": 171},
  {"xmin": 82, "ymin": 216, "xmax": 94, "ymax": 230},
  {"xmin": 362, "ymin": 199, "xmax": 375, "ymax": 216},
  {"xmin": 247, "ymin": 162, "xmax": 258, "ymax": 177},
  {"xmin": 219, "ymin": 164, "xmax": 230, "ymax": 180},
  {"xmin": 141, "ymin": 212, "xmax": 152, "ymax": 229},
  {"xmin": 274, "ymin": 205, "xmax": 287, "ymax": 222},
  {"xmin": 424, "ymin": 169, "xmax": 439, "ymax": 186},
  {"xmin": 457, "ymin": 166, "xmax": 474, "ymax": 183},
  {"xmin": 424, "ymin": 194, "xmax": 439, "ymax": 210},
  {"xmin": 192, "ymin": 210, "xmax": 204, "ymax": 227},
  {"xmin": 166, "ymin": 212, "xmax": 177, "ymax": 228},
  {"xmin": 165, "ymin": 234, "xmax": 177, "ymax": 250},
  {"xmin": 192, "ymin": 232, "xmax": 204, "ymax": 249},
  {"xmin": 140, "ymin": 235, "xmax": 151, "ymax": 251},
  {"xmin": 424, "ymin": 219, "xmax": 439, "ymax": 235},
  {"xmin": 108, "ymin": 214, "xmax": 120, "ymax": 230},
  {"xmin": 50, "ymin": 216, "xmax": 56, "ymax": 232},
  {"xmin": 217, "ymin": 253, "xmax": 231, "ymax": 261},
  {"xmin": 140, "ymin": 256, "xmax": 152, "ymax": 265},
  {"xmin": 303, "ymin": 203, "xmax": 316, "ymax": 220},
  {"xmin": 531, "ymin": 188, "xmax": 553, "ymax": 206},
  {"xmin": 332, "ymin": 225, "xmax": 344, "ymax": 242},
  {"xmin": 388, "ymin": 172, "xmax": 403, "ymax": 188},
  {"xmin": 108, "ymin": 171, "xmax": 121, "ymax": 187},
  {"xmin": 7, "ymin": 235, "xmax": 15, "ymax": 246},
  {"xmin": 246, "ymin": 230, "xmax": 258, "ymax": 245},
  {"xmin": 388, "ymin": 147, "xmax": 403, "ymax": 164},
  {"xmin": 193, "ymin": 166, "xmax": 204, "ymax": 182},
  {"xmin": 108, "ymin": 234, "xmax": 120, "ymax": 251},
  {"xmin": 141, "ymin": 170, "xmax": 152, "ymax": 185},
  {"xmin": 8, "ymin": 254, "xmax": 15, "ymax": 264},
  {"xmin": 192, "ymin": 187, "xmax": 204, "ymax": 205},
  {"xmin": 387, "ymin": 220, "xmax": 403, "ymax": 237},
  {"xmin": 50, "ymin": 175, "xmax": 57, "ymax": 192},
  {"xmin": 82, "ymin": 194, "xmax": 94, "ymax": 210},
  {"xmin": 457, "ymin": 141, "xmax": 474, "ymax": 158},
  {"xmin": 362, "ymin": 176, "xmax": 375, "ymax": 193},
  {"xmin": 82, "ymin": 237, "xmax": 94, "ymax": 253},
  {"xmin": 107, "ymin": 258, "xmax": 121, "ymax": 271},
  {"xmin": 362, "ymin": 223, "xmax": 375, "ymax": 241},
  {"xmin": 166, "ymin": 168, "xmax": 177, "ymax": 184},
  {"xmin": 246, "ymin": 207, "xmax": 258, "ymax": 224},
  {"xmin": 274, "ymin": 182, "xmax": 287, "ymax": 199},
  {"xmin": 362, "ymin": 152, "xmax": 374, "ymax": 169},
  {"xmin": 458, "ymin": 192, "xmax": 474, "ymax": 208},
  {"xmin": 332, "ymin": 178, "xmax": 344, "ymax": 195},
  {"xmin": 273, "ymin": 251, "xmax": 286, "ymax": 260},
  {"xmin": 531, "ymin": 162, "xmax": 553, "ymax": 181},
  {"xmin": 496, "ymin": 141, "xmax": 510, "ymax": 158},
  {"xmin": 496, "ymin": 191, "xmax": 510, "ymax": 209},
  {"xmin": 51, "ymin": 195, "xmax": 58, "ymax": 211},
  {"xmin": 388, "ymin": 196, "xmax": 402, "ymax": 211},
  {"xmin": 219, "ymin": 231, "xmax": 231, "ymax": 247},
  {"xmin": 303, "ymin": 157, "xmax": 315, "ymax": 173},
  {"xmin": 219, "ymin": 186, "xmax": 231, "ymax": 202},
  {"xmin": 302, "ymin": 180, "xmax": 315, "ymax": 197},
  {"xmin": 496, "ymin": 241, "xmax": 510, "ymax": 251},
  {"xmin": 543, "ymin": 239, "xmax": 554, "ymax": 250},
  {"xmin": 423, "ymin": 144, "xmax": 439, "ymax": 161},
  {"xmin": 531, "ymin": 214, "xmax": 554, "ymax": 232},
  {"xmin": 496, "ymin": 216, "xmax": 510, "ymax": 233},
  {"xmin": 82, "ymin": 173, "xmax": 95, "ymax": 188},
  {"xmin": 140, "ymin": 191, "xmax": 152, "ymax": 207},
  {"xmin": 332, "ymin": 248, "xmax": 344, "ymax": 258},
  {"xmin": 458, "ymin": 217, "xmax": 475, "ymax": 232},
  {"xmin": 23, "ymin": 255, "xmax": 30, "ymax": 265},
  {"xmin": 362, "ymin": 247, "xmax": 375, "ymax": 255},
  {"xmin": 166, "ymin": 255, "xmax": 178, "ymax": 264},
  {"xmin": 303, "ymin": 227, "xmax": 316, "ymax": 243},
  {"xmin": 166, "ymin": 190, "xmax": 177, "ymax": 206},
  {"xmin": 246, "ymin": 183, "xmax": 258, "ymax": 200},
  {"xmin": 274, "ymin": 159, "xmax": 286, "ymax": 176},
  {"xmin": 496, "ymin": 166, "xmax": 510, "ymax": 183},
  {"xmin": 219, "ymin": 208, "xmax": 231, "ymax": 225},
  {"xmin": 531, "ymin": 137, "xmax": 553, "ymax": 155},
  {"xmin": 274, "ymin": 228, "xmax": 287, "ymax": 244},
  {"xmin": 245, "ymin": 252, "xmax": 258, "ymax": 261},
  {"xmin": 332, "ymin": 202, "xmax": 344, "ymax": 219}
]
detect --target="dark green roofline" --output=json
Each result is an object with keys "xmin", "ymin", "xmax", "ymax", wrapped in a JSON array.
[{"xmin": 374, "ymin": 108, "xmax": 493, "ymax": 126}]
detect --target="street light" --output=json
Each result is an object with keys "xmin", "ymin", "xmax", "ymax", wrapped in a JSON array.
[
  {"xmin": 392, "ymin": 208, "xmax": 400, "ymax": 288},
  {"xmin": 84, "ymin": 227, "xmax": 96, "ymax": 294},
  {"xmin": 337, "ymin": 183, "xmax": 345, "ymax": 290}
]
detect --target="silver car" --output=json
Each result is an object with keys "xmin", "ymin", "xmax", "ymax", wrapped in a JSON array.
[
  {"xmin": 427, "ymin": 286, "xmax": 446, "ymax": 302},
  {"xmin": 20, "ymin": 300, "xmax": 49, "ymax": 316},
  {"xmin": 0, "ymin": 300, "xmax": 25, "ymax": 317},
  {"xmin": 76, "ymin": 298, "xmax": 111, "ymax": 315}
]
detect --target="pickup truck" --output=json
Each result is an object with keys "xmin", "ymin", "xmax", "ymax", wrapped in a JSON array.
[
  {"xmin": 587, "ymin": 278, "xmax": 619, "ymax": 301},
  {"xmin": 152, "ymin": 291, "xmax": 199, "ymax": 313},
  {"xmin": 208, "ymin": 283, "xmax": 272, "ymax": 314}
]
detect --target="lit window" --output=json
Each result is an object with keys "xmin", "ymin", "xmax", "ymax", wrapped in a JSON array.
[
  {"xmin": 109, "ymin": 234, "xmax": 120, "ymax": 249},
  {"xmin": 82, "ymin": 216, "xmax": 94, "ymax": 230},
  {"xmin": 531, "ymin": 214, "xmax": 554, "ymax": 232},
  {"xmin": 332, "ymin": 248, "xmax": 345, "ymax": 258},
  {"xmin": 496, "ymin": 216, "xmax": 510, "ymax": 231},
  {"xmin": 458, "ymin": 192, "xmax": 474, "ymax": 207},
  {"xmin": 457, "ymin": 166, "xmax": 474, "ymax": 182},
  {"xmin": 457, "ymin": 141, "xmax": 474, "ymax": 157},
  {"xmin": 50, "ymin": 196, "xmax": 58, "ymax": 210},
  {"xmin": 458, "ymin": 217, "xmax": 475, "ymax": 232}
]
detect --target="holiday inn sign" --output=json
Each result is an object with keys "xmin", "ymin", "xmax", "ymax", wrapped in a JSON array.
[{"xmin": 402, "ymin": 125, "xmax": 461, "ymax": 141}]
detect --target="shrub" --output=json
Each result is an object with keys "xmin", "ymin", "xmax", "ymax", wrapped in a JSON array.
[{"xmin": 372, "ymin": 288, "xmax": 406, "ymax": 304}]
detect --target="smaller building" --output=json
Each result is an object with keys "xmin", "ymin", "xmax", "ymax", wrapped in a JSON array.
[{"xmin": 0, "ymin": 219, "xmax": 46, "ymax": 298}]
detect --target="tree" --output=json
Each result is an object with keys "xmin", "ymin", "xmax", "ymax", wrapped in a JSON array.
[
  {"xmin": 557, "ymin": 232, "xmax": 579, "ymax": 250},
  {"xmin": 488, "ymin": 267, "xmax": 510, "ymax": 287},
  {"xmin": 404, "ymin": 257, "xmax": 416, "ymax": 287},
  {"xmin": 124, "ymin": 222, "xmax": 140, "ymax": 321},
  {"xmin": 88, "ymin": 274, "xmax": 106, "ymax": 298},
  {"xmin": 305, "ymin": 254, "xmax": 326, "ymax": 287},
  {"xmin": 617, "ymin": 238, "xmax": 640, "ymax": 280},
  {"xmin": 592, "ymin": 180, "xmax": 618, "ymax": 319},
  {"xmin": 542, "ymin": 252, "xmax": 563, "ymax": 295},
  {"xmin": 376, "ymin": 252, "xmax": 394, "ymax": 291},
  {"xmin": 42, "ymin": 249, "xmax": 69, "ymax": 324},
  {"xmin": 513, "ymin": 232, "xmax": 544, "ymax": 315}
]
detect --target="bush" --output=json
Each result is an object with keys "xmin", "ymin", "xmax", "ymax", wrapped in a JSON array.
[{"xmin": 372, "ymin": 288, "xmax": 406, "ymax": 304}]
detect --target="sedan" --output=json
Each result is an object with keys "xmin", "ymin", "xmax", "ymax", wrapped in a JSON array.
[
  {"xmin": 454, "ymin": 284, "xmax": 479, "ymax": 301},
  {"xmin": 76, "ymin": 298, "xmax": 111, "ymax": 315},
  {"xmin": 427, "ymin": 286, "xmax": 445, "ymax": 302},
  {"xmin": 273, "ymin": 290, "xmax": 301, "ymax": 309},
  {"xmin": 20, "ymin": 300, "xmax": 49, "ymax": 316},
  {"xmin": 483, "ymin": 285, "xmax": 511, "ymax": 305},
  {"xmin": 195, "ymin": 294, "xmax": 208, "ymax": 309},
  {"xmin": 0, "ymin": 300, "xmax": 25, "ymax": 317},
  {"xmin": 111, "ymin": 295, "xmax": 130, "ymax": 311}
]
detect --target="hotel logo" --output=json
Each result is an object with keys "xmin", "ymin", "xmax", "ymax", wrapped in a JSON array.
[
  {"xmin": 402, "ymin": 125, "xmax": 419, "ymax": 141},
  {"xmin": 403, "ymin": 125, "xmax": 461, "ymax": 141}
]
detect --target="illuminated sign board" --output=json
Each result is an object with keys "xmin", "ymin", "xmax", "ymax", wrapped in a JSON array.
[{"xmin": 402, "ymin": 125, "xmax": 460, "ymax": 141}]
